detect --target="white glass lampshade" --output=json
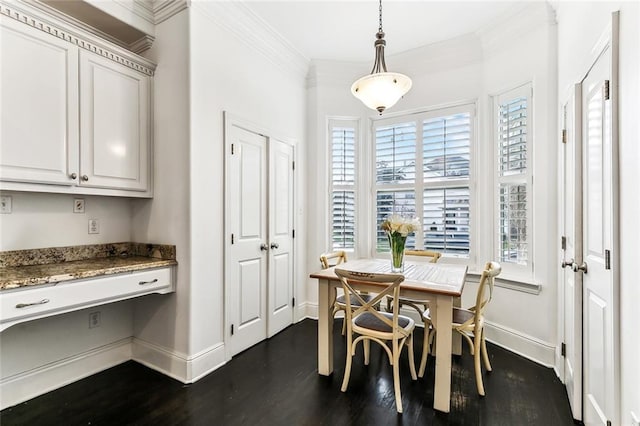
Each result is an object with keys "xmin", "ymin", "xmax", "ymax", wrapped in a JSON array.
[{"xmin": 351, "ymin": 72, "xmax": 412, "ymax": 113}]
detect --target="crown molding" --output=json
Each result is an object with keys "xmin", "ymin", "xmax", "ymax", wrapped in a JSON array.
[
  {"xmin": 153, "ymin": 0, "xmax": 189, "ymax": 25},
  {"xmin": 0, "ymin": 1, "xmax": 156, "ymax": 75},
  {"xmin": 129, "ymin": 34, "xmax": 155, "ymax": 54},
  {"xmin": 192, "ymin": 1, "xmax": 309, "ymax": 81},
  {"xmin": 477, "ymin": 2, "xmax": 557, "ymax": 56}
]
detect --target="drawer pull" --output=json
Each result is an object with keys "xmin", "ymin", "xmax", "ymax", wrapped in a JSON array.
[
  {"xmin": 139, "ymin": 278, "xmax": 159, "ymax": 286},
  {"xmin": 16, "ymin": 299, "xmax": 50, "ymax": 309}
]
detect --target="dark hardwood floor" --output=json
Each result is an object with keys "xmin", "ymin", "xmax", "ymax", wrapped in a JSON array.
[{"xmin": 1, "ymin": 319, "xmax": 574, "ymax": 425}]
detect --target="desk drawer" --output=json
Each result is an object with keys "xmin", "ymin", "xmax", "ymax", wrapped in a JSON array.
[{"xmin": 1, "ymin": 267, "xmax": 173, "ymax": 331}]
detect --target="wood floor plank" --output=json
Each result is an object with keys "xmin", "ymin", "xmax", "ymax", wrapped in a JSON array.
[{"xmin": 0, "ymin": 319, "xmax": 575, "ymax": 425}]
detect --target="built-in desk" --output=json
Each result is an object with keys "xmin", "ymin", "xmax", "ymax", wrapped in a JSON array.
[{"xmin": 0, "ymin": 242, "xmax": 177, "ymax": 331}]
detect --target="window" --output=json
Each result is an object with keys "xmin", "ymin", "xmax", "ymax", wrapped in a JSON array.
[
  {"xmin": 329, "ymin": 119, "xmax": 357, "ymax": 251},
  {"xmin": 495, "ymin": 84, "xmax": 532, "ymax": 267},
  {"xmin": 374, "ymin": 104, "xmax": 474, "ymax": 257}
]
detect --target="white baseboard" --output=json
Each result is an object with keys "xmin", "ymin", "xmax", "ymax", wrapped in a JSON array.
[
  {"xmin": 304, "ymin": 302, "xmax": 556, "ymax": 368},
  {"xmin": 132, "ymin": 337, "xmax": 226, "ymax": 383},
  {"xmin": 484, "ymin": 321, "xmax": 556, "ymax": 367},
  {"xmin": 0, "ymin": 338, "xmax": 132, "ymax": 410}
]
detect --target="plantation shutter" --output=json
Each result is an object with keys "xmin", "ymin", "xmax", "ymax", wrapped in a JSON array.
[
  {"xmin": 496, "ymin": 85, "xmax": 531, "ymax": 266},
  {"xmin": 330, "ymin": 124, "xmax": 356, "ymax": 250}
]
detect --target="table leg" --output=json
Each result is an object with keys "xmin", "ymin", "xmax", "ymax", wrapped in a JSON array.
[
  {"xmin": 433, "ymin": 294, "xmax": 453, "ymax": 413},
  {"xmin": 317, "ymin": 278, "xmax": 334, "ymax": 375},
  {"xmin": 452, "ymin": 296, "xmax": 462, "ymax": 356}
]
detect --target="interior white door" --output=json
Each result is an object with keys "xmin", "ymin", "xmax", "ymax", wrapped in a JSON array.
[
  {"xmin": 560, "ymin": 85, "xmax": 583, "ymax": 420},
  {"xmin": 581, "ymin": 33, "xmax": 619, "ymax": 426},
  {"xmin": 226, "ymin": 124, "xmax": 269, "ymax": 356},
  {"xmin": 267, "ymin": 138, "xmax": 295, "ymax": 337}
]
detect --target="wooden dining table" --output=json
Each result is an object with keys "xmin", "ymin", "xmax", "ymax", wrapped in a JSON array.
[{"xmin": 310, "ymin": 258, "xmax": 468, "ymax": 413}]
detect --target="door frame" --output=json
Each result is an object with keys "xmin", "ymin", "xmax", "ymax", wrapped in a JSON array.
[
  {"xmin": 223, "ymin": 111, "xmax": 298, "ymax": 360},
  {"xmin": 557, "ymin": 11, "xmax": 620, "ymax": 423},
  {"xmin": 558, "ymin": 82, "xmax": 583, "ymax": 420}
]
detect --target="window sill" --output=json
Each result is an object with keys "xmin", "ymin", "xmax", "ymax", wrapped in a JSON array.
[{"xmin": 465, "ymin": 271, "xmax": 541, "ymax": 295}]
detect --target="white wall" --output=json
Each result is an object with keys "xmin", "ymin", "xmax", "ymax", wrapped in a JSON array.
[
  {"xmin": 0, "ymin": 192, "xmax": 135, "ymax": 408},
  {"xmin": 306, "ymin": 3, "xmax": 558, "ymax": 365},
  {"xmin": 0, "ymin": 193, "xmax": 131, "ymax": 249},
  {"xmin": 556, "ymin": 2, "xmax": 640, "ymax": 424},
  {"xmin": 130, "ymin": 9, "xmax": 192, "ymax": 377},
  {"xmin": 174, "ymin": 1, "xmax": 305, "ymax": 374}
]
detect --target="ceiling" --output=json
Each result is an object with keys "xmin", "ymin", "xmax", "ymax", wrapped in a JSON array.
[{"xmin": 243, "ymin": 1, "xmax": 528, "ymax": 63}]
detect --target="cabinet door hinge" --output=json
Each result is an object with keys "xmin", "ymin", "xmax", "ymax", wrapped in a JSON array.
[
  {"xmin": 562, "ymin": 129, "xmax": 567, "ymax": 144},
  {"xmin": 231, "ymin": 144, "xmax": 235, "ymax": 155},
  {"xmin": 231, "ymin": 324, "xmax": 234, "ymax": 335},
  {"xmin": 292, "ymin": 229, "xmax": 295, "ymax": 239},
  {"xmin": 561, "ymin": 236, "xmax": 566, "ymax": 250},
  {"xmin": 292, "ymin": 297, "xmax": 296, "ymax": 307},
  {"xmin": 603, "ymin": 80, "xmax": 610, "ymax": 100},
  {"xmin": 231, "ymin": 233, "xmax": 235, "ymax": 244},
  {"xmin": 605, "ymin": 249, "xmax": 611, "ymax": 270},
  {"xmin": 561, "ymin": 342, "xmax": 566, "ymax": 357},
  {"xmin": 292, "ymin": 161, "xmax": 295, "ymax": 170}
]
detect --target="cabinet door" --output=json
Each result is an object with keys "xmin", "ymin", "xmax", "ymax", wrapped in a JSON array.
[
  {"xmin": 0, "ymin": 18, "xmax": 79, "ymax": 185},
  {"xmin": 79, "ymin": 51, "xmax": 150, "ymax": 191}
]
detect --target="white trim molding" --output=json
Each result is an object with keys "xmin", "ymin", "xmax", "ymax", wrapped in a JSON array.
[
  {"xmin": 132, "ymin": 337, "xmax": 226, "ymax": 383},
  {"xmin": 1, "ymin": 1, "xmax": 156, "ymax": 75},
  {"xmin": 153, "ymin": 0, "xmax": 189, "ymax": 25},
  {"xmin": 0, "ymin": 338, "xmax": 132, "ymax": 410}
]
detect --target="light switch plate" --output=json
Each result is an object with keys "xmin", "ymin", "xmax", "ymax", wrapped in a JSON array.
[
  {"xmin": 88, "ymin": 219, "xmax": 100, "ymax": 234},
  {"xmin": 74, "ymin": 198, "xmax": 85, "ymax": 213},
  {"xmin": 0, "ymin": 196, "xmax": 12, "ymax": 214}
]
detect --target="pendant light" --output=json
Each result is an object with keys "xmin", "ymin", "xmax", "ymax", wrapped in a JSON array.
[{"xmin": 351, "ymin": 0, "xmax": 412, "ymax": 114}]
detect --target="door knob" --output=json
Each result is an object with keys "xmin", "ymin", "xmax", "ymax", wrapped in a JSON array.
[
  {"xmin": 572, "ymin": 261, "xmax": 588, "ymax": 274},
  {"xmin": 561, "ymin": 258, "xmax": 574, "ymax": 269},
  {"xmin": 69, "ymin": 173, "xmax": 77, "ymax": 180},
  {"xmin": 270, "ymin": 243, "xmax": 279, "ymax": 249},
  {"xmin": 81, "ymin": 175, "xmax": 89, "ymax": 181},
  {"xmin": 260, "ymin": 243, "xmax": 269, "ymax": 251}
]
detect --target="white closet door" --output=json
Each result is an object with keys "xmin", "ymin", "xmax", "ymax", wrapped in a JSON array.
[
  {"xmin": 226, "ymin": 123, "xmax": 269, "ymax": 356},
  {"xmin": 267, "ymin": 138, "xmax": 295, "ymax": 337}
]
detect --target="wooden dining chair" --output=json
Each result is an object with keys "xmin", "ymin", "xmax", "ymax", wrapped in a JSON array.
[
  {"xmin": 335, "ymin": 268, "xmax": 417, "ymax": 414},
  {"xmin": 422, "ymin": 261, "xmax": 502, "ymax": 396},
  {"xmin": 320, "ymin": 251, "xmax": 379, "ymax": 335},
  {"xmin": 385, "ymin": 249, "xmax": 441, "ymax": 377}
]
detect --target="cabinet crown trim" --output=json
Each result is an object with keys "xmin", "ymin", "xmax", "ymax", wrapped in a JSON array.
[{"xmin": 1, "ymin": 1, "xmax": 156, "ymax": 76}]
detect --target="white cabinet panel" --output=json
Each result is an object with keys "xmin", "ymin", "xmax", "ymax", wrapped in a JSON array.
[
  {"xmin": 0, "ymin": 18, "xmax": 79, "ymax": 185},
  {"xmin": 79, "ymin": 51, "xmax": 149, "ymax": 191}
]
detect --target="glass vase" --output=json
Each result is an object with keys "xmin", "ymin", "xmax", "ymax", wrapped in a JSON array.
[{"xmin": 388, "ymin": 233, "xmax": 407, "ymax": 273}]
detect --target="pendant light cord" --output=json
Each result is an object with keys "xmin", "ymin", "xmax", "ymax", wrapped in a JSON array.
[{"xmin": 378, "ymin": 0, "xmax": 383, "ymax": 33}]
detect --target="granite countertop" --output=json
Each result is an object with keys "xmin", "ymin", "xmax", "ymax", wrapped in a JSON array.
[{"xmin": 0, "ymin": 242, "xmax": 177, "ymax": 291}]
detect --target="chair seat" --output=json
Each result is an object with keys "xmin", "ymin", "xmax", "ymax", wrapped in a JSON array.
[
  {"xmin": 452, "ymin": 307, "xmax": 475, "ymax": 326},
  {"xmin": 354, "ymin": 311, "xmax": 414, "ymax": 333},
  {"xmin": 423, "ymin": 307, "xmax": 474, "ymax": 326},
  {"xmin": 335, "ymin": 293, "xmax": 377, "ymax": 308}
]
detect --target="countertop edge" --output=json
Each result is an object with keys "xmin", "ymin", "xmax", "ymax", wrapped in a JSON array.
[{"xmin": 1, "ymin": 259, "xmax": 178, "ymax": 291}]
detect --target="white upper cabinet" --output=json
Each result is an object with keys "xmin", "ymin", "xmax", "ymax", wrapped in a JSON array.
[
  {"xmin": 0, "ymin": 2, "xmax": 156, "ymax": 197},
  {"xmin": 79, "ymin": 51, "xmax": 150, "ymax": 191},
  {"xmin": 0, "ymin": 18, "xmax": 79, "ymax": 186}
]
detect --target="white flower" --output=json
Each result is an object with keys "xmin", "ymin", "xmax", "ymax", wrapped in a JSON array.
[{"xmin": 380, "ymin": 214, "xmax": 421, "ymax": 236}]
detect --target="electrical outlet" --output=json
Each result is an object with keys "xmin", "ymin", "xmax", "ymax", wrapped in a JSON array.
[
  {"xmin": 73, "ymin": 198, "xmax": 85, "ymax": 213},
  {"xmin": 88, "ymin": 219, "xmax": 100, "ymax": 234},
  {"xmin": 89, "ymin": 311, "xmax": 101, "ymax": 328},
  {"xmin": 0, "ymin": 196, "xmax": 12, "ymax": 214}
]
